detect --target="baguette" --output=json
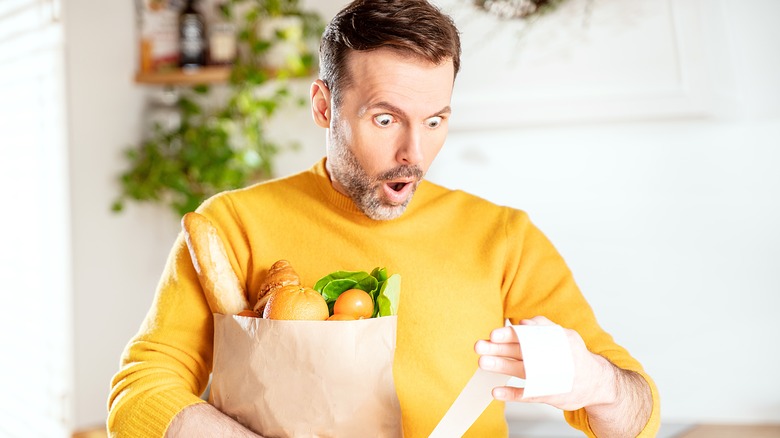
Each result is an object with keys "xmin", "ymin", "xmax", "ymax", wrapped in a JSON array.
[{"xmin": 181, "ymin": 212, "xmax": 249, "ymax": 314}]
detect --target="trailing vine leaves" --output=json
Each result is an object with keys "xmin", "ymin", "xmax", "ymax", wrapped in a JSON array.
[
  {"xmin": 471, "ymin": 0, "xmax": 573, "ymax": 20},
  {"xmin": 113, "ymin": 0, "xmax": 324, "ymax": 217}
]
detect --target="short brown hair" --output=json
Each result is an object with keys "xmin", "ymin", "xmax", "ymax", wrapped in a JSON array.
[{"xmin": 319, "ymin": 0, "xmax": 461, "ymax": 106}]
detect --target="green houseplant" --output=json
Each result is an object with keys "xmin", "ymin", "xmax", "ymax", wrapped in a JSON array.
[{"xmin": 113, "ymin": 0, "xmax": 324, "ymax": 217}]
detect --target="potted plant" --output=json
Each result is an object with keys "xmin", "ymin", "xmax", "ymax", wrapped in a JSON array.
[{"xmin": 113, "ymin": 0, "xmax": 324, "ymax": 217}]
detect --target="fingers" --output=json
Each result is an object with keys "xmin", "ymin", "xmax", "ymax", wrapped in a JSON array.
[
  {"xmin": 474, "ymin": 338, "xmax": 522, "ymax": 359},
  {"xmin": 475, "ymin": 316, "xmax": 561, "ymax": 402},
  {"xmin": 478, "ymin": 354, "xmax": 526, "ymax": 379},
  {"xmin": 489, "ymin": 326, "xmax": 518, "ymax": 343},
  {"xmin": 492, "ymin": 386, "xmax": 525, "ymax": 402},
  {"xmin": 479, "ymin": 355, "xmax": 530, "ymax": 402},
  {"xmin": 491, "ymin": 386, "xmax": 546, "ymax": 403},
  {"xmin": 478, "ymin": 316, "xmax": 577, "ymax": 405},
  {"xmin": 486, "ymin": 316, "xmax": 554, "ymax": 345},
  {"xmin": 473, "ymin": 321, "xmax": 540, "ymax": 359}
]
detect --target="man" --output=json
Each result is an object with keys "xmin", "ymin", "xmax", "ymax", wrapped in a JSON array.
[{"xmin": 108, "ymin": 0, "xmax": 659, "ymax": 436}]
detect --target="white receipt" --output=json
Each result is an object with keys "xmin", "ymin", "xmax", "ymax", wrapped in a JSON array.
[
  {"xmin": 428, "ymin": 324, "xmax": 574, "ymax": 437},
  {"xmin": 512, "ymin": 324, "xmax": 574, "ymax": 398},
  {"xmin": 428, "ymin": 368, "xmax": 511, "ymax": 438}
]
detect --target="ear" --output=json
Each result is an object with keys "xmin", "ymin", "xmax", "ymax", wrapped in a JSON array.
[{"xmin": 310, "ymin": 79, "xmax": 331, "ymax": 129}]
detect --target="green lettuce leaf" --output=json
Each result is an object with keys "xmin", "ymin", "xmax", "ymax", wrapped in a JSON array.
[
  {"xmin": 313, "ymin": 270, "xmax": 378, "ymax": 313},
  {"xmin": 314, "ymin": 267, "xmax": 400, "ymax": 317},
  {"xmin": 376, "ymin": 273, "xmax": 401, "ymax": 317}
]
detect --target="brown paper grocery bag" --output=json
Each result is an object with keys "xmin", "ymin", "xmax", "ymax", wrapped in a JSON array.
[{"xmin": 209, "ymin": 313, "xmax": 402, "ymax": 438}]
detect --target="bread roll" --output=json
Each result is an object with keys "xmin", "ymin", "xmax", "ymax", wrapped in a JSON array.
[
  {"xmin": 253, "ymin": 260, "xmax": 301, "ymax": 313},
  {"xmin": 182, "ymin": 212, "xmax": 249, "ymax": 314}
]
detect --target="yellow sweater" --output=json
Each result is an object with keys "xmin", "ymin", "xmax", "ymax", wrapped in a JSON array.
[{"xmin": 108, "ymin": 159, "xmax": 660, "ymax": 437}]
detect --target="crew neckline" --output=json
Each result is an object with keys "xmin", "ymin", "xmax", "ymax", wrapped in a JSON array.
[
  {"xmin": 310, "ymin": 158, "xmax": 364, "ymax": 215},
  {"xmin": 309, "ymin": 157, "xmax": 428, "ymax": 219}
]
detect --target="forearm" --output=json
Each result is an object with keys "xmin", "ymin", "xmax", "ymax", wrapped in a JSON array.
[
  {"xmin": 165, "ymin": 402, "xmax": 262, "ymax": 438},
  {"xmin": 585, "ymin": 359, "xmax": 653, "ymax": 438}
]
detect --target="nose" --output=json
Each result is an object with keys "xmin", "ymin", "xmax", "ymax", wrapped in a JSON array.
[{"xmin": 396, "ymin": 126, "xmax": 424, "ymax": 166}]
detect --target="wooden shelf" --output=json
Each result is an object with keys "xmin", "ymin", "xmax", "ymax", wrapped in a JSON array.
[{"xmin": 134, "ymin": 66, "xmax": 231, "ymax": 86}]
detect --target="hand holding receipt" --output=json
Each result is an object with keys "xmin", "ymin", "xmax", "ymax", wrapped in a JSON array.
[{"xmin": 430, "ymin": 318, "xmax": 578, "ymax": 437}]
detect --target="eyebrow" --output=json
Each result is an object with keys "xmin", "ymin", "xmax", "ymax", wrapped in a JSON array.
[{"xmin": 359, "ymin": 101, "xmax": 452, "ymax": 120}]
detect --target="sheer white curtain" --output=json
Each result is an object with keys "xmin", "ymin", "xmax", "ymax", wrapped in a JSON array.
[{"xmin": 0, "ymin": 0, "xmax": 72, "ymax": 437}]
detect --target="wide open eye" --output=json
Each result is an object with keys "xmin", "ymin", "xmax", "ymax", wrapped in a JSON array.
[
  {"xmin": 425, "ymin": 116, "xmax": 443, "ymax": 129},
  {"xmin": 374, "ymin": 114, "xmax": 394, "ymax": 127}
]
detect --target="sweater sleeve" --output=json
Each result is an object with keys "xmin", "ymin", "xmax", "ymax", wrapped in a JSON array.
[
  {"xmin": 107, "ymin": 230, "xmax": 212, "ymax": 437},
  {"xmin": 501, "ymin": 210, "xmax": 661, "ymax": 437},
  {"xmin": 107, "ymin": 197, "xmax": 248, "ymax": 437}
]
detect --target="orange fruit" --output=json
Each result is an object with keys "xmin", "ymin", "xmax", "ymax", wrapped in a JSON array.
[
  {"xmin": 333, "ymin": 289, "xmax": 374, "ymax": 319},
  {"xmin": 262, "ymin": 285, "xmax": 329, "ymax": 321},
  {"xmin": 327, "ymin": 313, "xmax": 357, "ymax": 321},
  {"xmin": 236, "ymin": 309, "xmax": 260, "ymax": 318}
]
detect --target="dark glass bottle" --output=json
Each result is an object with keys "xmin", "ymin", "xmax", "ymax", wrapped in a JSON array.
[{"xmin": 179, "ymin": 0, "xmax": 206, "ymax": 70}]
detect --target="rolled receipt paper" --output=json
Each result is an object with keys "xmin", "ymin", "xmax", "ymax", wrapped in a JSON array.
[{"xmin": 428, "ymin": 324, "xmax": 574, "ymax": 438}]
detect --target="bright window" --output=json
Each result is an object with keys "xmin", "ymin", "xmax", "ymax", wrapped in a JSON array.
[{"xmin": 0, "ymin": 1, "xmax": 72, "ymax": 437}]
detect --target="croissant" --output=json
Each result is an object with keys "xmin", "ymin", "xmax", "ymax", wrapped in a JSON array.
[{"xmin": 254, "ymin": 259, "xmax": 301, "ymax": 313}]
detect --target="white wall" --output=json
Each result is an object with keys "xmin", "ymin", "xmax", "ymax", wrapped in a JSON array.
[
  {"xmin": 65, "ymin": 0, "xmax": 780, "ymax": 431},
  {"xmin": 429, "ymin": 118, "xmax": 780, "ymax": 425},
  {"xmin": 64, "ymin": 0, "xmax": 178, "ymax": 430}
]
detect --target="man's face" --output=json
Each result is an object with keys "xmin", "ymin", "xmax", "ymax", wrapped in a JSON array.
[{"xmin": 323, "ymin": 48, "xmax": 455, "ymax": 220}]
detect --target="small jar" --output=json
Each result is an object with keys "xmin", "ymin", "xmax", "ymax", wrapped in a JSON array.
[{"xmin": 209, "ymin": 21, "xmax": 237, "ymax": 65}]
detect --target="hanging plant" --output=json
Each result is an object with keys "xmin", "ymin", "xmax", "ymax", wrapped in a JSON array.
[
  {"xmin": 113, "ymin": 0, "xmax": 324, "ymax": 217},
  {"xmin": 471, "ymin": 0, "xmax": 572, "ymax": 20}
]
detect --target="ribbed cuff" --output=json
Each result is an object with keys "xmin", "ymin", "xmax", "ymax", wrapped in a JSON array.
[{"xmin": 125, "ymin": 390, "xmax": 206, "ymax": 437}]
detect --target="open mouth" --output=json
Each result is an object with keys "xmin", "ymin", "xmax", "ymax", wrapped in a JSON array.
[
  {"xmin": 382, "ymin": 179, "xmax": 415, "ymax": 204},
  {"xmin": 389, "ymin": 182, "xmax": 408, "ymax": 192}
]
